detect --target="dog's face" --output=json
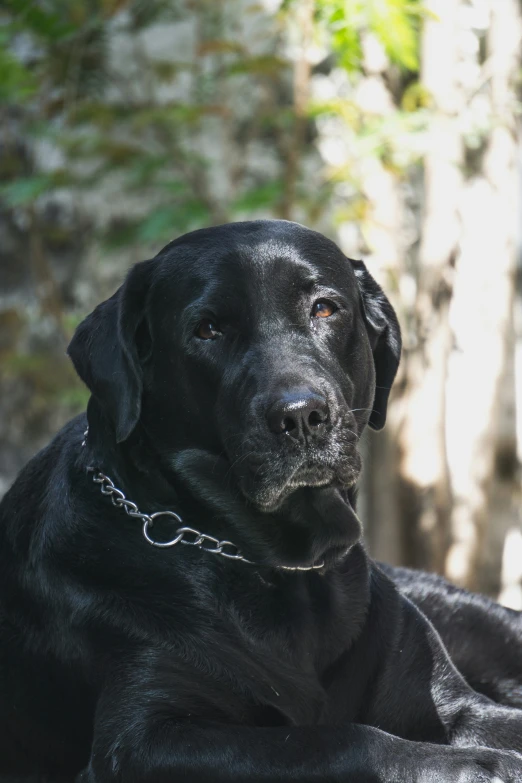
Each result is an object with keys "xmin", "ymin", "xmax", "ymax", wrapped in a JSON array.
[{"xmin": 69, "ymin": 221, "xmax": 401, "ymax": 516}]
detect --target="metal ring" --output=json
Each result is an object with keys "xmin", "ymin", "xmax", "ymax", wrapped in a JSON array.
[
  {"xmin": 176, "ymin": 527, "xmax": 205, "ymax": 546},
  {"xmin": 219, "ymin": 541, "xmax": 240, "ymax": 558},
  {"xmin": 200, "ymin": 534, "xmax": 220, "ymax": 547},
  {"xmin": 142, "ymin": 510, "xmax": 184, "ymax": 548},
  {"xmin": 220, "ymin": 551, "xmax": 244, "ymax": 561},
  {"xmin": 109, "ymin": 487, "xmax": 125, "ymax": 501},
  {"xmin": 199, "ymin": 534, "xmax": 222, "ymax": 554}
]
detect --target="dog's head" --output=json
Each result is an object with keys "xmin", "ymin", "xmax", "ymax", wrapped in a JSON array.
[{"xmin": 69, "ymin": 221, "xmax": 400, "ymax": 558}]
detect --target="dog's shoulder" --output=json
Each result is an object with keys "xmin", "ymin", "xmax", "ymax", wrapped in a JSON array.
[{"xmin": 0, "ymin": 413, "xmax": 87, "ymax": 550}]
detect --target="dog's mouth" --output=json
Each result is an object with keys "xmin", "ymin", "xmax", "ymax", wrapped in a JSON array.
[{"xmin": 237, "ymin": 453, "xmax": 361, "ymax": 513}]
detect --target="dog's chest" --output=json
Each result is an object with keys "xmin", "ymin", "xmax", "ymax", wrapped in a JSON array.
[{"xmin": 214, "ymin": 570, "xmax": 356, "ymax": 725}]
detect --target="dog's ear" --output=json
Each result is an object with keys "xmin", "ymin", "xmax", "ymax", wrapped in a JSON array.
[
  {"xmin": 350, "ymin": 259, "xmax": 402, "ymax": 431},
  {"xmin": 67, "ymin": 259, "xmax": 155, "ymax": 443}
]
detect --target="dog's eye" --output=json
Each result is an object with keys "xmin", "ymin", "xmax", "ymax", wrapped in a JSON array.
[
  {"xmin": 312, "ymin": 299, "xmax": 337, "ymax": 318},
  {"xmin": 196, "ymin": 320, "xmax": 221, "ymax": 340}
]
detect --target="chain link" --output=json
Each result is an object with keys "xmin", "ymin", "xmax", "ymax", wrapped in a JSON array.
[
  {"xmin": 83, "ymin": 427, "xmax": 324, "ymax": 572},
  {"xmin": 90, "ymin": 468, "xmax": 250, "ymax": 559}
]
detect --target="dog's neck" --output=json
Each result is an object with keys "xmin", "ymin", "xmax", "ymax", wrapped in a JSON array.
[{"xmin": 83, "ymin": 403, "xmax": 363, "ymax": 573}]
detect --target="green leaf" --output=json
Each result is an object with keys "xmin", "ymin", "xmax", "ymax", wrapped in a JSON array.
[
  {"xmin": 0, "ymin": 44, "xmax": 36, "ymax": 102},
  {"xmin": 126, "ymin": 156, "xmax": 172, "ymax": 188},
  {"xmin": 136, "ymin": 206, "xmax": 179, "ymax": 242},
  {"xmin": 0, "ymin": 169, "xmax": 76, "ymax": 206},
  {"xmin": 157, "ymin": 180, "xmax": 189, "ymax": 195},
  {"xmin": 368, "ymin": 0, "xmax": 420, "ymax": 71},
  {"xmin": 127, "ymin": 200, "xmax": 211, "ymax": 245},
  {"xmin": 316, "ymin": 0, "xmax": 424, "ymax": 73},
  {"xmin": 0, "ymin": 176, "xmax": 52, "ymax": 207},
  {"xmin": 231, "ymin": 180, "xmax": 284, "ymax": 212},
  {"xmin": 4, "ymin": 0, "xmax": 77, "ymax": 40}
]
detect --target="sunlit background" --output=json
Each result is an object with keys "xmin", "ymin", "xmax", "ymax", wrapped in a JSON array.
[{"xmin": 1, "ymin": 0, "xmax": 521, "ymax": 604}]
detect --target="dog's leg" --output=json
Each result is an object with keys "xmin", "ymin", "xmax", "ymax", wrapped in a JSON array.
[
  {"xmin": 358, "ymin": 572, "xmax": 522, "ymax": 759},
  {"xmin": 74, "ymin": 651, "xmax": 522, "ymax": 783},
  {"xmin": 78, "ymin": 717, "xmax": 522, "ymax": 783},
  {"xmin": 384, "ymin": 564, "xmax": 522, "ymax": 708}
]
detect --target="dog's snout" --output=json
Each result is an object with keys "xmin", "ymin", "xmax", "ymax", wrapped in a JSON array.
[{"xmin": 266, "ymin": 390, "xmax": 329, "ymax": 441}]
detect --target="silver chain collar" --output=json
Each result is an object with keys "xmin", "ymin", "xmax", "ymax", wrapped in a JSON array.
[{"xmin": 82, "ymin": 428, "xmax": 324, "ymax": 572}]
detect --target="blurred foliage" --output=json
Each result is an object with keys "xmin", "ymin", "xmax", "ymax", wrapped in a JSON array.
[
  {"xmin": 314, "ymin": 0, "xmax": 427, "ymax": 72},
  {"xmin": 0, "ymin": 0, "xmax": 429, "ymax": 414},
  {"xmin": 0, "ymin": 0, "xmax": 428, "ymax": 241}
]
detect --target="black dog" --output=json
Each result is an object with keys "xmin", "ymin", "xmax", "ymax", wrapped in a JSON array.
[{"xmin": 1, "ymin": 219, "xmax": 522, "ymax": 783}]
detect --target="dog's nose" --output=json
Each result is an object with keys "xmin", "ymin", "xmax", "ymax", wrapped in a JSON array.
[{"xmin": 266, "ymin": 390, "xmax": 329, "ymax": 441}]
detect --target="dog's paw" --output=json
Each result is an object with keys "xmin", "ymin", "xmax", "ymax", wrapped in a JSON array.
[
  {"xmin": 418, "ymin": 747, "xmax": 522, "ymax": 783},
  {"xmin": 383, "ymin": 745, "xmax": 522, "ymax": 783},
  {"xmin": 474, "ymin": 748, "xmax": 522, "ymax": 783}
]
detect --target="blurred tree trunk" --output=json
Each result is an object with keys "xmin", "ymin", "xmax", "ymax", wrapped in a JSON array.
[
  {"xmin": 444, "ymin": 0, "xmax": 521, "ymax": 591},
  {"xmin": 366, "ymin": 0, "xmax": 522, "ymax": 593},
  {"xmin": 279, "ymin": 0, "xmax": 314, "ymax": 221},
  {"xmin": 388, "ymin": 0, "xmax": 461, "ymax": 572}
]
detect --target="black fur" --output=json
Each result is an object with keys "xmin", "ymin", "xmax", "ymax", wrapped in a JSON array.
[
  {"xmin": 1, "ymin": 220, "xmax": 521, "ymax": 783},
  {"xmin": 383, "ymin": 564, "xmax": 522, "ymax": 710}
]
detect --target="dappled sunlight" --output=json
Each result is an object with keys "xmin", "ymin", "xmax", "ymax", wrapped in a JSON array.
[{"xmin": 499, "ymin": 528, "xmax": 522, "ymax": 609}]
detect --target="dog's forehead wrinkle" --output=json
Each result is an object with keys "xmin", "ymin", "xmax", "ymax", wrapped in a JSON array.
[
  {"xmin": 180, "ymin": 260, "xmax": 320, "ymax": 328},
  {"xmin": 154, "ymin": 233, "xmax": 351, "ymax": 318},
  {"xmin": 235, "ymin": 241, "xmax": 318, "ymax": 290}
]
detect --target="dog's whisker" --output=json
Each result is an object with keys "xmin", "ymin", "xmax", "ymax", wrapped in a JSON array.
[{"xmin": 224, "ymin": 449, "xmax": 260, "ymax": 478}]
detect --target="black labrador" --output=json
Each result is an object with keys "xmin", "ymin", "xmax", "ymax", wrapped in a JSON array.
[{"xmin": 0, "ymin": 219, "xmax": 521, "ymax": 783}]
